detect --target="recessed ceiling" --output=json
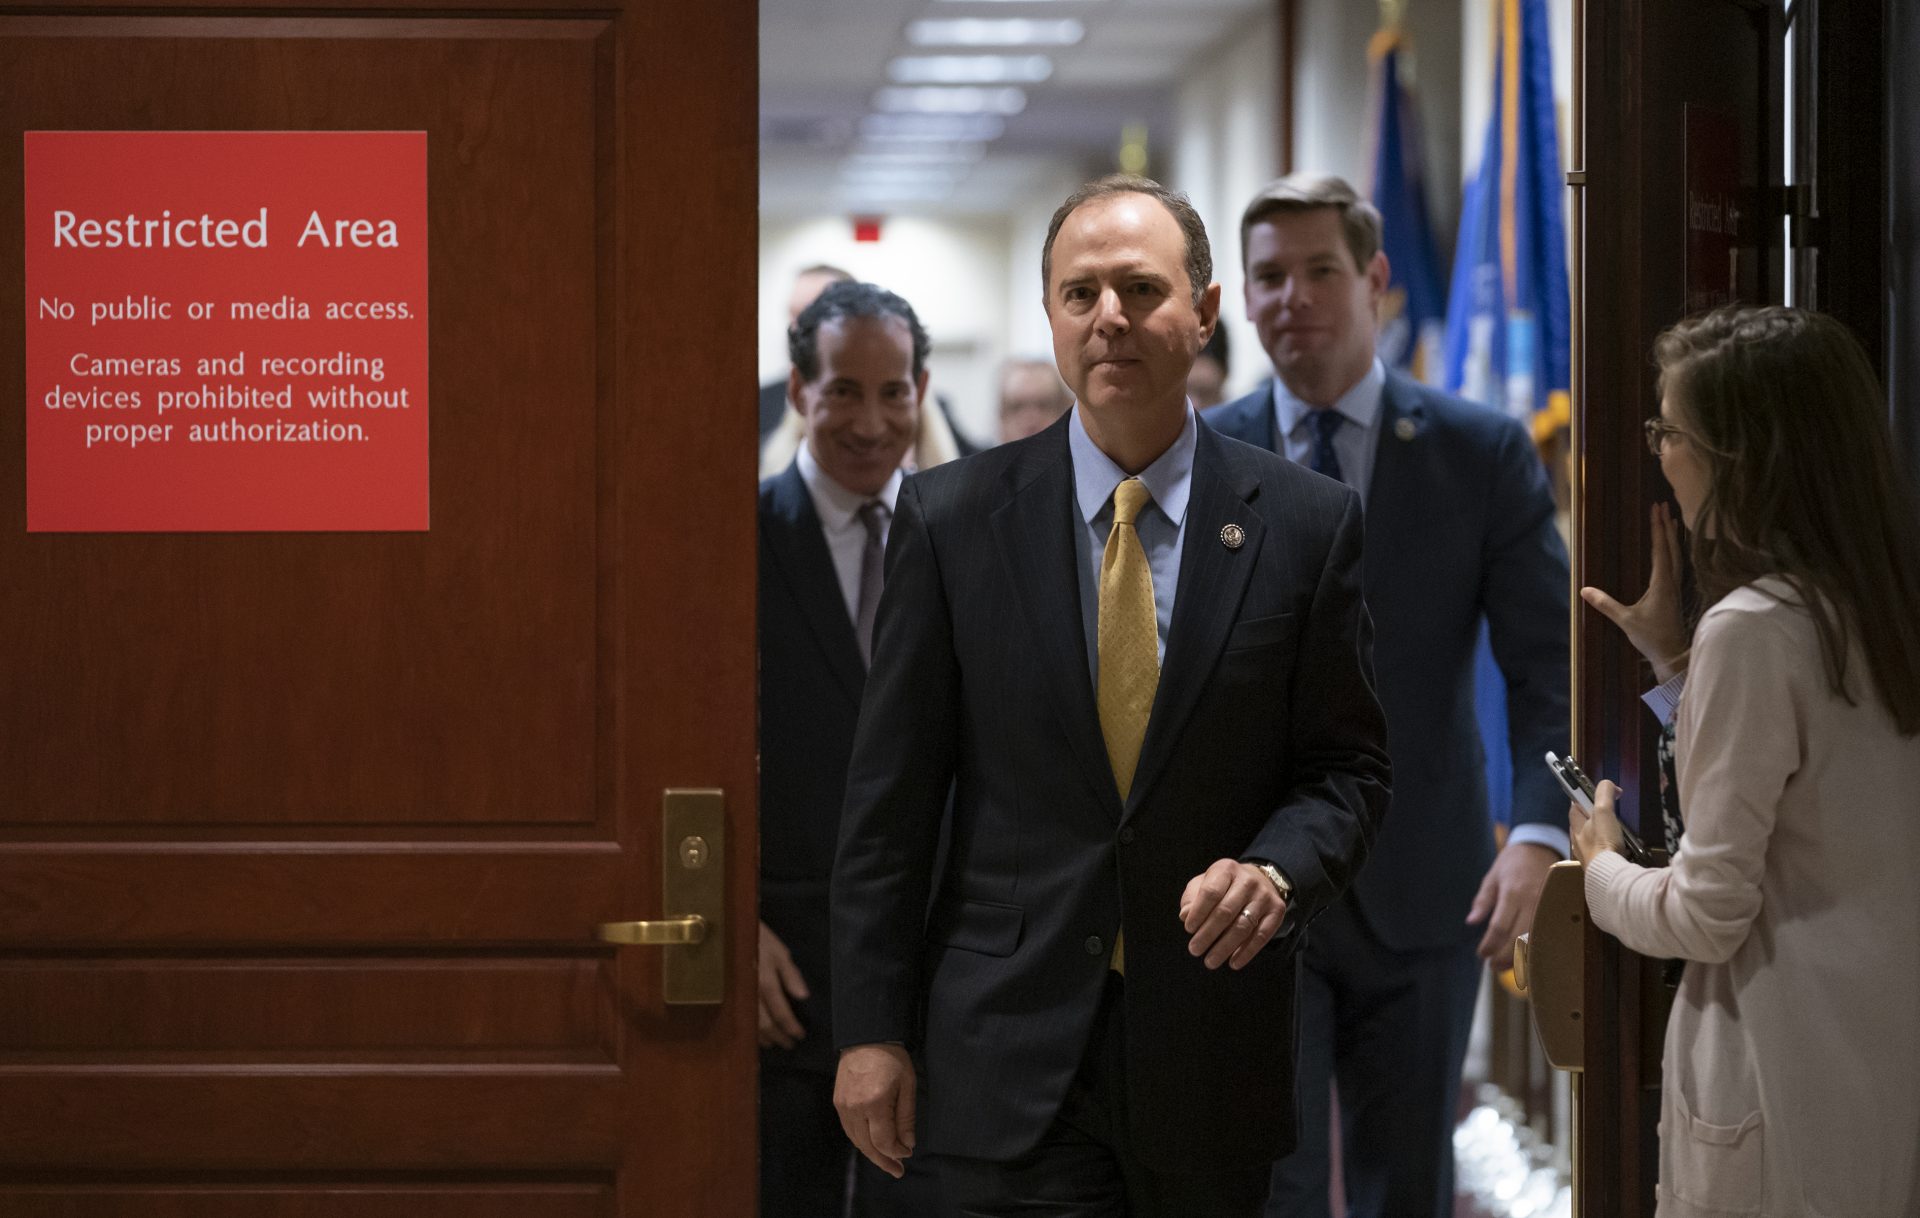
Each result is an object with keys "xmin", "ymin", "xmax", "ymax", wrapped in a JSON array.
[{"xmin": 761, "ymin": 0, "xmax": 1269, "ymax": 216}]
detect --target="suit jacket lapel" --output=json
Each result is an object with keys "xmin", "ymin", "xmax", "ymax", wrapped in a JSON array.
[
  {"xmin": 1362, "ymin": 373, "xmax": 1424, "ymax": 582},
  {"xmin": 1126, "ymin": 423, "xmax": 1265, "ymax": 820},
  {"xmin": 765, "ymin": 463, "xmax": 866, "ymax": 706},
  {"xmin": 1206, "ymin": 382, "xmax": 1277, "ymax": 451},
  {"xmin": 990, "ymin": 420, "xmax": 1123, "ymax": 817}
]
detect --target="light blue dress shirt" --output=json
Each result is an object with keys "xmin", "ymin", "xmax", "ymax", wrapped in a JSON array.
[
  {"xmin": 1270, "ymin": 358, "xmax": 1386, "ymax": 507},
  {"xmin": 1068, "ymin": 403, "xmax": 1195, "ymax": 683}
]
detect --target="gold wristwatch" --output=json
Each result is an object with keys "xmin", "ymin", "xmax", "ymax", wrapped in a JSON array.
[{"xmin": 1254, "ymin": 861, "xmax": 1293, "ymax": 902}]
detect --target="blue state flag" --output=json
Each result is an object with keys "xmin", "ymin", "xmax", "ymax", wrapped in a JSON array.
[
  {"xmin": 1443, "ymin": 0, "xmax": 1571, "ymax": 442},
  {"xmin": 1366, "ymin": 21, "xmax": 1447, "ymax": 384},
  {"xmin": 1443, "ymin": 0, "xmax": 1571, "ymax": 830}
]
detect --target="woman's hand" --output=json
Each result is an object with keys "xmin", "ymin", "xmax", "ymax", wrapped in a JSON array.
[
  {"xmin": 1570, "ymin": 780, "xmax": 1628, "ymax": 863},
  {"xmin": 1580, "ymin": 502, "xmax": 1688, "ymax": 681}
]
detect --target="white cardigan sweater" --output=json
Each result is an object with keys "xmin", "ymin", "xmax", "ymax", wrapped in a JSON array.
[{"xmin": 1586, "ymin": 579, "xmax": 1920, "ymax": 1218}]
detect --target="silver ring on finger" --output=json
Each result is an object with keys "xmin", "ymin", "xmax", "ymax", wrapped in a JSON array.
[{"xmin": 1238, "ymin": 907, "xmax": 1254, "ymax": 922}]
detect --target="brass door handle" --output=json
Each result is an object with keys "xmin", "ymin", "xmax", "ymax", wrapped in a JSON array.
[
  {"xmin": 598, "ymin": 789, "xmax": 725, "ymax": 1005},
  {"xmin": 1520, "ymin": 859, "xmax": 1588, "ymax": 1071},
  {"xmin": 598, "ymin": 915, "xmax": 708, "ymax": 946}
]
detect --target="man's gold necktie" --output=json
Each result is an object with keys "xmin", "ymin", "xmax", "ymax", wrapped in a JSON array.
[{"xmin": 1098, "ymin": 477, "xmax": 1159, "ymax": 973}]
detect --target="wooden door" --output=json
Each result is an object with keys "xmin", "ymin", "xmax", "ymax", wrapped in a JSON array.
[
  {"xmin": 1575, "ymin": 0, "xmax": 1892, "ymax": 1207},
  {"xmin": 1570, "ymin": 0, "xmax": 1780, "ymax": 1212},
  {"xmin": 0, "ymin": 4, "xmax": 759, "ymax": 1215}
]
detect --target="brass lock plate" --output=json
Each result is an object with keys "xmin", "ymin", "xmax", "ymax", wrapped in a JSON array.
[{"xmin": 663, "ymin": 789, "xmax": 724, "ymax": 1005}]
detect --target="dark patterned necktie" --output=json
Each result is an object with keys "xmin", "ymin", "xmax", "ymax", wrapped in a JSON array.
[
  {"xmin": 854, "ymin": 500, "xmax": 889, "ymax": 666},
  {"xmin": 1309, "ymin": 409, "xmax": 1345, "ymax": 483}
]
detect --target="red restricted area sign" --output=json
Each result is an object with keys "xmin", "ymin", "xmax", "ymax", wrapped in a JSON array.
[{"xmin": 24, "ymin": 131, "xmax": 428, "ymax": 532}]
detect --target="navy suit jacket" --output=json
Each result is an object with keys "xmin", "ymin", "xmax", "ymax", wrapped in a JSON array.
[
  {"xmin": 831, "ymin": 413, "xmax": 1391, "ymax": 1170},
  {"xmin": 759, "ymin": 461, "xmax": 868, "ymax": 1074},
  {"xmin": 1204, "ymin": 373, "xmax": 1570, "ymax": 952}
]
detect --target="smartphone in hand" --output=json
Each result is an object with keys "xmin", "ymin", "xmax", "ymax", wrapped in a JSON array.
[{"xmin": 1545, "ymin": 751, "xmax": 1656, "ymax": 865}]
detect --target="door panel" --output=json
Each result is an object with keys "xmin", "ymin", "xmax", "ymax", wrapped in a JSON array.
[
  {"xmin": 0, "ymin": 1190, "xmax": 611, "ymax": 1218},
  {"xmin": 5, "ymin": 18, "xmax": 603, "ymax": 829},
  {"xmin": 1573, "ymin": 0, "xmax": 1779, "ymax": 1212},
  {"xmin": 0, "ymin": 957, "xmax": 609, "ymax": 1058},
  {"xmin": 0, "ymin": 4, "xmax": 757, "ymax": 1215}
]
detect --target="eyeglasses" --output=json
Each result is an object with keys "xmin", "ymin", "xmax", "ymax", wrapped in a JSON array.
[{"xmin": 1643, "ymin": 417, "xmax": 1687, "ymax": 457}]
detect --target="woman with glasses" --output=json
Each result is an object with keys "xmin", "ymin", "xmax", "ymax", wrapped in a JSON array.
[{"xmin": 1573, "ymin": 305, "xmax": 1920, "ymax": 1217}]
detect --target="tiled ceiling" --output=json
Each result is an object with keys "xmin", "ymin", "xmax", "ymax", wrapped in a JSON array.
[{"xmin": 761, "ymin": 0, "xmax": 1270, "ymax": 216}]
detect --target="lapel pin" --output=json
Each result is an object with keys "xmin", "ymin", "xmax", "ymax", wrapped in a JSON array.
[
  {"xmin": 1220, "ymin": 523, "xmax": 1245, "ymax": 550},
  {"xmin": 1395, "ymin": 417, "xmax": 1418, "ymax": 441}
]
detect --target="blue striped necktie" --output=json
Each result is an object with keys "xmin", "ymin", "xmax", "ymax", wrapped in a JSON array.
[{"xmin": 1309, "ymin": 409, "xmax": 1345, "ymax": 484}]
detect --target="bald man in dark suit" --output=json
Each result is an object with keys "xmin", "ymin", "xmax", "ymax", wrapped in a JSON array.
[{"xmin": 831, "ymin": 175, "xmax": 1390, "ymax": 1218}]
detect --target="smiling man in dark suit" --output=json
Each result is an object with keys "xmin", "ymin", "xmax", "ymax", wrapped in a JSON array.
[
  {"xmin": 830, "ymin": 175, "xmax": 1391, "ymax": 1218},
  {"xmin": 1204, "ymin": 174, "xmax": 1571, "ymax": 1218},
  {"xmin": 758, "ymin": 279, "xmax": 944, "ymax": 1217}
]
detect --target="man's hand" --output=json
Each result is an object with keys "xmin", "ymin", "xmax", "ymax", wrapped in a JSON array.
[
  {"xmin": 1466, "ymin": 841, "xmax": 1558, "ymax": 970},
  {"xmin": 1580, "ymin": 502, "xmax": 1688, "ymax": 682},
  {"xmin": 1179, "ymin": 858, "xmax": 1288, "ymax": 970},
  {"xmin": 833, "ymin": 1043, "xmax": 916, "ymax": 1178},
  {"xmin": 1570, "ymin": 781, "xmax": 1628, "ymax": 865},
  {"xmin": 757, "ymin": 921, "xmax": 810, "ymax": 1050}
]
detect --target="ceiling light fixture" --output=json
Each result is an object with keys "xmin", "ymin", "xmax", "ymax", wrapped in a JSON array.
[
  {"xmin": 838, "ymin": 159, "xmax": 969, "ymax": 180},
  {"xmin": 873, "ymin": 86, "xmax": 1027, "ymax": 116},
  {"xmin": 837, "ymin": 182, "xmax": 955, "ymax": 204},
  {"xmin": 848, "ymin": 143, "xmax": 988, "ymax": 166},
  {"xmin": 906, "ymin": 18, "xmax": 1084, "ymax": 48},
  {"xmin": 887, "ymin": 54, "xmax": 1053, "ymax": 85},
  {"xmin": 858, "ymin": 113, "xmax": 1008, "ymax": 142},
  {"xmin": 838, "ymin": 172, "xmax": 967, "ymax": 193}
]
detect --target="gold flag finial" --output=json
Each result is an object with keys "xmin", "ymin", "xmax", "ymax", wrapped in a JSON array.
[{"xmin": 1371, "ymin": 0, "xmax": 1411, "ymax": 61}]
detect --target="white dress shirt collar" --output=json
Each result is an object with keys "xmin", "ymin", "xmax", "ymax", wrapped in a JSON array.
[{"xmin": 796, "ymin": 440, "xmax": 903, "ymax": 528}]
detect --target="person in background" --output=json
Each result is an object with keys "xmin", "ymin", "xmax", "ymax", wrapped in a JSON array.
[
  {"xmin": 760, "ymin": 275, "xmax": 976, "ymax": 480},
  {"xmin": 996, "ymin": 355, "xmax": 1072, "ymax": 444},
  {"xmin": 1186, "ymin": 323, "xmax": 1231, "ymax": 409},
  {"xmin": 1575, "ymin": 305, "xmax": 1920, "ymax": 1218},
  {"xmin": 758, "ymin": 280, "xmax": 945, "ymax": 1218},
  {"xmin": 831, "ymin": 174, "xmax": 1389, "ymax": 1218},
  {"xmin": 1203, "ymin": 172, "xmax": 1570, "ymax": 1218},
  {"xmin": 759, "ymin": 346, "xmax": 965, "ymax": 482},
  {"xmin": 760, "ymin": 264, "xmax": 854, "ymax": 440}
]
